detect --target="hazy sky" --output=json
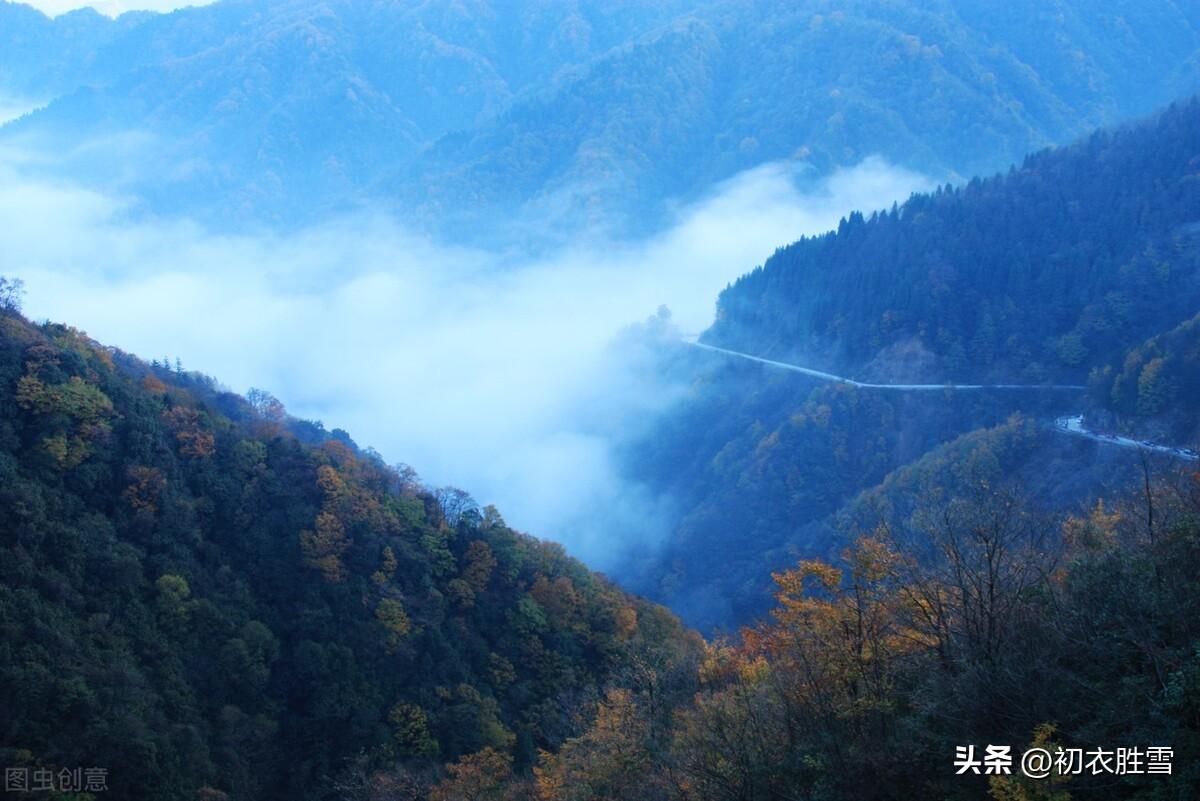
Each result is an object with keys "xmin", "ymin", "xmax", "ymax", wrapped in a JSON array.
[
  {"xmin": 17, "ymin": 0, "xmax": 211, "ymax": 16},
  {"xmin": 1, "ymin": 152, "xmax": 928, "ymax": 567}
]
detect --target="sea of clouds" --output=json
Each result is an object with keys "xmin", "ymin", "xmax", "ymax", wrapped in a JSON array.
[{"xmin": 0, "ymin": 142, "xmax": 928, "ymax": 567}]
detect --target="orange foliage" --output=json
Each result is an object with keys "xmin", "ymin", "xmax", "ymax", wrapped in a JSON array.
[
  {"xmin": 530, "ymin": 576, "xmax": 582, "ymax": 628},
  {"xmin": 430, "ymin": 748, "xmax": 514, "ymax": 801},
  {"xmin": 534, "ymin": 688, "xmax": 653, "ymax": 801},
  {"xmin": 123, "ymin": 466, "xmax": 167, "ymax": 518},
  {"xmin": 162, "ymin": 406, "xmax": 215, "ymax": 458},
  {"xmin": 300, "ymin": 511, "xmax": 350, "ymax": 582},
  {"xmin": 614, "ymin": 606, "xmax": 638, "ymax": 639},
  {"xmin": 462, "ymin": 540, "xmax": 497, "ymax": 593}
]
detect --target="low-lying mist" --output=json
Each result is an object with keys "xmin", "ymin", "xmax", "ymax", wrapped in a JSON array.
[{"xmin": 0, "ymin": 154, "xmax": 930, "ymax": 569}]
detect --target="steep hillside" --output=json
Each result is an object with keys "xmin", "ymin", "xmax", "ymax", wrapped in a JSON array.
[
  {"xmin": 615, "ymin": 97, "xmax": 1200, "ymax": 630},
  {"xmin": 550, "ymin": 432, "xmax": 1200, "ymax": 801},
  {"xmin": 4, "ymin": 0, "xmax": 1200, "ymax": 231},
  {"xmin": 0, "ymin": 3, "xmax": 142, "ymax": 98},
  {"xmin": 392, "ymin": 0, "xmax": 1200, "ymax": 235},
  {"xmin": 1090, "ymin": 311, "xmax": 1200, "ymax": 443},
  {"xmin": 0, "ymin": 0, "xmax": 695, "ymax": 225},
  {"xmin": 0, "ymin": 302, "xmax": 699, "ymax": 801},
  {"xmin": 708, "ymin": 97, "xmax": 1200, "ymax": 383},
  {"xmin": 375, "ymin": 420, "xmax": 1200, "ymax": 801},
  {"xmin": 6, "ymin": 288, "xmax": 1194, "ymax": 801}
]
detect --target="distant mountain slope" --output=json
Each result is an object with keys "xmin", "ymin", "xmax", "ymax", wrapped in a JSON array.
[
  {"xmin": 4, "ymin": 0, "xmax": 1200, "ymax": 231},
  {"xmin": 0, "ymin": 305, "xmax": 697, "ymax": 801},
  {"xmin": 0, "ymin": 3, "xmax": 141, "ymax": 98},
  {"xmin": 390, "ymin": 0, "xmax": 1200, "ymax": 234},
  {"xmin": 615, "ymin": 97, "xmax": 1200, "ymax": 631},
  {"xmin": 708, "ymin": 97, "xmax": 1200, "ymax": 383},
  {"xmin": 0, "ymin": 0, "xmax": 696, "ymax": 224}
]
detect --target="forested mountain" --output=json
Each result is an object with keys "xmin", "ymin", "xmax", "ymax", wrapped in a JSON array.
[
  {"xmin": 0, "ymin": 3, "xmax": 143, "ymax": 99},
  {"xmin": 0, "ymin": 300, "xmax": 699, "ymax": 800},
  {"xmin": 1090, "ymin": 312, "xmax": 1200, "ymax": 441},
  {"xmin": 708, "ymin": 97, "xmax": 1200, "ymax": 385},
  {"xmin": 614, "ymin": 97, "xmax": 1200, "ymax": 631},
  {"xmin": 396, "ymin": 0, "xmax": 1200, "ymax": 235},
  {"xmin": 4, "ymin": 0, "xmax": 1200, "ymax": 232},
  {"xmin": 5, "ymin": 5, "xmax": 1200, "ymax": 798},
  {"xmin": 4, "ymin": 287, "xmax": 1199, "ymax": 801},
  {"xmin": 0, "ymin": 0, "xmax": 695, "ymax": 223},
  {"xmin": 538, "ymin": 425, "xmax": 1200, "ymax": 801}
]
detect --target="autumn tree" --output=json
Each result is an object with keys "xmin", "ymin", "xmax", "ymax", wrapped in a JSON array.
[
  {"xmin": 246, "ymin": 387, "xmax": 286, "ymax": 422},
  {"xmin": 300, "ymin": 510, "xmax": 350, "ymax": 582},
  {"xmin": 738, "ymin": 536, "xmax": 920, "ymax": 796},
  {"xmin": 0, "ymin": 275, "xmax": 23, "ymax": 313},
  {"xmin": 668, "ymin": 644, "xmax": 789, "ymax": 801},
  {"xmin": 435, "ymin": 486, "xmax": 478, "ymax": 526},
  {"xmin": 431, "ymin": 748, "xmax": 518, "ymax": 801},
  {"xmin": 123, "ymin": 465, "xmax": 168, "ymax": 520},
  {"xmin": 536, "ymin": 689, "xmax": 664, "ymax": 801},
  {"xmin": 899, "ymin": 480, "xmax": 1052, "ymax": 669},
  {"xmin": 162, "ymin": 405, "xmax": 216, "ymax": 458},
  {"xmin": 375, "ymin": 598, "xmax": 413, "ymax": 651}
]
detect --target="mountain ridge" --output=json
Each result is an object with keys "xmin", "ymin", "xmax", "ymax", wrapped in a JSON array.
[
  {"xmin": 613, "ymin": 95, "xmax": 1200, "ymax": 630},
  {"xmin": 5, "ymin": 0, "xmax": 1200, "ymax": 235},
  {"xmin": 0, "ymin": 300, "xmax": 699, "ymax": 799}
]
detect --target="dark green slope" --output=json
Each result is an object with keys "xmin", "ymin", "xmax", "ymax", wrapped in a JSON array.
[
  {"xmin": 1090, "ymin": 311, "xmax": 1200, "ymax": 443},
  {"xmin": 616, "ymin": 97, "xmax": 1200, "ymax": 631},
  {"xmin": 708, "ymin": 97, "xmax": 1200, "ymax": 384},
  {"xmin": 0, "ymin": 308, "xmax": 697, "ymax": 800}
]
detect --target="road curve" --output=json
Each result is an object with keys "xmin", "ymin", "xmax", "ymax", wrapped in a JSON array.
[
  {"xmin": 681, "ymin": 340, "xmax": 1197, "ymax": 461},
  {"xmin": 684, "ymin": 340, "xmax": 1087, "ymax": 392},
  {"xmin": 1054, "ymin": 415, "xmax": 1199, "ymax": 462}
]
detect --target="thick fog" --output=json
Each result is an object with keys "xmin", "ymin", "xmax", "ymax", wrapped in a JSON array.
[{"xmin": 0, "ymin": 154, "xmax": 928, "ymax": 568}]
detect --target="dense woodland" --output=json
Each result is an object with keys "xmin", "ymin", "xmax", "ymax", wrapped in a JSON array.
[
  {"xmin": 617, "ymin": 98, "xmax": 1200, "ymax": 631},
  {"xmin": 3, "ymin": 0, "xmax": 1199, "ymax": 233},
  {"xmin": 528, "ymin": 425, "xmax": 1200, "ymax": 801},
  {"xmin": 0, "ymin": 299, "xmax": 699, "ymax": 800},
  {"xmin": 1090, "ymin": 312, "xmax": 1200, "ymax": 441},
  {"xmin": 2, "ymin": 289, "xmax": 1198, "ymax": 800},
  {"xmin": 710, "ymin": 98, "xmax": 1200, "ymax": 391},
  {"xmin": 3, "ymin": 12, "xmax": 1200, "ymax": 796}
]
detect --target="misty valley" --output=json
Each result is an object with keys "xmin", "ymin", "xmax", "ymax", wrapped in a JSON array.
[{"xmin": 1, "ymin": 2, "xmax": 1200, "ymax": 800}]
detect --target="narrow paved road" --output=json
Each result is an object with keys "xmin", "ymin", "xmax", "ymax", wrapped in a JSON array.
[
  {"xmin": 681, "ymin": 339, "xmax": 1198, "ymax": 462},
  {"xmin": 684, "ymin": 340, "xmax": 1087, "ymax": 391},
  {"xmin": 1054, "ymin": 415, "xmax": 1199, "ymax": 461}
]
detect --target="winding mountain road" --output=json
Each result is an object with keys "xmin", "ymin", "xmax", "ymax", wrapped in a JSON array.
[
  {"xmin": 1054, "ymin": 415, "xmax": 1199, "ymax": 461},
  {"xmin": 683, "ymin": 340, "xmax": 1086, "ymax": 391},
  {"xmin": 683, "ymin": 339, "xmax": 1198, "ymax": 462}
]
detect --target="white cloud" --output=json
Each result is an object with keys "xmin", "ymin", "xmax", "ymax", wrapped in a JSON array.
[{"xmin": 0, "ymin": 156, "xmax": 929, "ymax": 567}]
